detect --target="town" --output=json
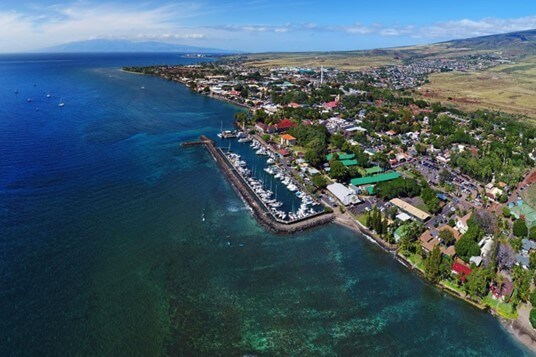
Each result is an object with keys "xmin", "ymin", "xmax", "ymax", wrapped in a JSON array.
[{"xmin": 125, "ymin": 55, "xmax": 536, "ymax": 328}]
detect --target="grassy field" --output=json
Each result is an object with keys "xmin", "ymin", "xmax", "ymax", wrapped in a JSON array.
[
  {"xmin": 243, "ymin": 52, "xmax": 398, "ymax": 70},
  {"xmin": 483, "ymin": 294, "xmax": 518, "ymax": 319},
  {"xmin": 418, "ymin": 56, "xmax": 536, "ymax": 120},
  {"xmin": 521, "ymin": 184, "xmax": 536, "ymax": 208}
]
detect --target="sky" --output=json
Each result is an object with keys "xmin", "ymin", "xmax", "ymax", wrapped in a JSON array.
[{"xmin": 1, "ymin": 0, "xmax": 536, "ymax": 52}]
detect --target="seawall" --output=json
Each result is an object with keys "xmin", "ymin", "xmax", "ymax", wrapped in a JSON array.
[{"xmin": 181, "ymin": 136, "xmax": 334, "ymax": 234}]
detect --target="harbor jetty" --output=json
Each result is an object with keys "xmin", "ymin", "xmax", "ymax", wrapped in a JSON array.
[{"xmin": 181, "ymin": 136, "xmax": 334, "ymax": 234}]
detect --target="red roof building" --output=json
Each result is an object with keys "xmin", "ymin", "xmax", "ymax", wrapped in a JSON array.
[
  {"xmin": 323, "ymin": 101, "xmax": 338, "ymax": 109},
  {"xmin": 279, "ymin": 149, "xmax": 290, "ymax": 157},
  {"xmin": 276, "ymin": 119, "xmax": 297, "ymax": 132},
  {"xmin": 452, "ymin": 262, "xmax": 472, "ymax": 282}
]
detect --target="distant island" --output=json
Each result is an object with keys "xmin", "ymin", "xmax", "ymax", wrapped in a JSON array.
[{"xmin": 35, "ymin": 39, "xmax": 238, "ymax": 54}]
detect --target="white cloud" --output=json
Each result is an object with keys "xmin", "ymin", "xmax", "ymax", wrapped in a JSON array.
[
  {"xmin": 420, "ymin": 16, "xmax": 536, "ymax": 39},
  {"xmin": 0, "ymin": 2, "xmax": 209, "ymax": 51},
  {"xmin": 0, "ymin": 3, "xmax": 535, "ymax": 53}
]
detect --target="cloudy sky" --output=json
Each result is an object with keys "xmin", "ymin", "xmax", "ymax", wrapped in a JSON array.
[{"xmin": 1, "ymin": 0, "xmax": 536, "ymax": 52}]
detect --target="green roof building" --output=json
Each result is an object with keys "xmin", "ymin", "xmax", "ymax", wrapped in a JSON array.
[
  {"xmin": 350, "ymin": 172, "xmax": 401, "ymax": 186},
  {"xmin": 326, "ymin": 152, "xmax": 356, "ymax": 161},
  {"xmin": 365, "ymin": 166, "xmax": 383, "ymax": 176},
  {"xmin": 341, "ymin": 159, "xmax": 359, "ymax": 167}
]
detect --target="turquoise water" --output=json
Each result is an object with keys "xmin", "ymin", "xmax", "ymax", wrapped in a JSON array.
[{"xmin": 0, "ymin": 53, "xmax": 531, "ymax": 355}]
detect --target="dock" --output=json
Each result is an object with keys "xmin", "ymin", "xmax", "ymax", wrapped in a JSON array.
[{"xmin": 181, "ymin": 136, "xmax": 334, "ymax": 234}]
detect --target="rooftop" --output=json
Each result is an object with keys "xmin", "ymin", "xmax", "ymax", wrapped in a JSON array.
[
  {"xmin": 390, "ymin": 198, "xmax": 431, "ymax": 221},
  {"xmin": 351, "ymin": 172, "xmax": 401, "ymax": 186}
]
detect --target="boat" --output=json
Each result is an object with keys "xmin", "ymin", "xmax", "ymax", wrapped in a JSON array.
[
  {"xmin": 58, "ymin": 99, "xmax": 65, "ymax": 107},
  {"xmin": 15, "ymin": 89, "xmax": 18, "ymax": 94},
  {"xmin": 217, "ymin": 130, "xmax": 237, "ymax": 139},
  {"xmin": 46, "ymin": 94, "xmax": 51, "ymax": 98},
  {"xmin": 27, "ymin": 98, "xmax": 31, "ymax": 102},
  {"xmin": 202, "ymin": 210, "xmax": 206, "ymax": 222},
  {"xmin": 238, "ymin": 136, "xmax": 251, "ymax": 143}
]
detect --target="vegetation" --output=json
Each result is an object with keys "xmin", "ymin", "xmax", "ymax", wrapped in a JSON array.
[
  {"xmin": 425, "ymin": 246, "xmax": 442, "ymax": 283},
  {"xmin": 375, "ymin": 177, "xmax": 421, "ymax": 200},
  {"xmin": 455, "ymin": 224, "xmax": 482, "ymax": 262},
  {"xmin": 513, "ymin": 218, "xmax": 528, "ymax": 238}
]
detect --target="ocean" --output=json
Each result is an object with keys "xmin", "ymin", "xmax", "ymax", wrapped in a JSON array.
[{"xmin": 0, "ymin": 53, "xmax": 530, "ymax": 356}]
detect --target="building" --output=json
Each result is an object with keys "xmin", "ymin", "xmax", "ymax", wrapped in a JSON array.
[
  {"xmin": 456, "ymin": 213, "xmax": 472, "ymax": 234},
  {"xmin": 280, "ymin": 134, "xmax": 297, "ymax": 146},
  {"xmin": 327, "ymin": 183, "xmax": 361, "ymax": 206},
  {"xmin": 256, "ymin": 122, "xmax": 276, "ymax": 134},
  {"xmin": 350, "ymin": 172, "xmax": 401, "ymax": 187},
  {"xmin": 275, "ymin": 119, "xmax": 297, "ymax": 133},
  {"xmin": 390, "ymin": 198, "xmax": 431, "ymax": 222},
  {"xmin": 420, "ymin": 230, "xmax": 440, "ymax": 253},
  {"xmin": 490, "ymin": 279, "xmax": 514, "ymax": 301},
  {"xmin": 452, "ymin": 261, "xmax": 472, "ymax": 282}
]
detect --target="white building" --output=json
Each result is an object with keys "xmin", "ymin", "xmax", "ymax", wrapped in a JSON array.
[{"xmin": 327, "ymin": 183, "xmax": 361, "ymax": 206}]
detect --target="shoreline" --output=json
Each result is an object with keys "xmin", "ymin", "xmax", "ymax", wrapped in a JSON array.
[
  {"xmin": 335, "ymin": 210, "xmax": 536, "ymax": 353},
  {"xmin": 502, "ymin": 304, "xmax": 536, "ymax": 353},
  {"xmin": 127, "ymin": 68, "xmax": 536, "ymax": 354}
]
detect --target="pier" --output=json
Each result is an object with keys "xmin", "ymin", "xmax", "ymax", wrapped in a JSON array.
[{"xmin": 181, "ymin": 136, "xmax": 334, "ymax": 234}]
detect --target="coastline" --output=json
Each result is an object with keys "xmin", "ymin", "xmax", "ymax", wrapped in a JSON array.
[
  {"xmin": 125, "ymin": 68, "xmax": 536, "ymax": 354},
  {"xmin": 502, "ymin": 304, "xmax": 536, "ymax": 353},
  {"xmin": 335, "ymin": 209, "xmax": 536, "ymax": 353}
]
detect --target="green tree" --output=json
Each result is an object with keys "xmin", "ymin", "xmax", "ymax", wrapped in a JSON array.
[
  {"xmin": 455, "ymin": 234, "xmax": 481, "ymax": 262},
  {"xmin": 330, "ymin": 134, "xmax": 345, "ymax": 149},
  {"xmin": 502, "ymin": 206, "xmax": 511, "ymax": 218},
  {"xmin": 329, "ymin": 160, "xmax": 349, "ymax": 181},
  {"xmin": 530, "ymin": 308, "xmax": 536, "ymax": 329},
  {"xmin": 425, "ymin": 246, "xmax": 442, "ymax": 283},
  {"xmin": 312, "ymin": 175, "xmax": 328, "ymax": 189},
  {"xmin": 513, "ymin": 218, "xmax": 528, "ymax": 237},
  {"xmin": 439, "ymin": 229, "xmax": 456, "ymax": 246},
  {"xmin": 465, "ymin": 268, "xmax": 489, "ymax": 299},
  {"xmin": 530, "ymin": 226, "xmax": 536, "ymax": 241},
  {"xmin": 512, "ymin": 265, "xmax": 531, "ymax": 302}
]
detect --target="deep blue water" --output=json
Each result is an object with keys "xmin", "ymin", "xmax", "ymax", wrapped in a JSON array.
[{"xmin": 0, "ymin": 53, "xmax": 531, "ymax": 355}]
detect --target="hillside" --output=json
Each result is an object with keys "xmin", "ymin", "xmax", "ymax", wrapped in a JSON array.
[
  {"xmin": 238, "ymin": 29, "xmax": 536, "ymax": 69},
  {"xmin": 442, "ymin": 29, "xmax": 536, "ymax": 57}
]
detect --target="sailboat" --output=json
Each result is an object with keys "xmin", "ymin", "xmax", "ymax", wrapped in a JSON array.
[
  {"xmin": 202, "ymin": 209, "xmax": 206, "ymax": 222},
  {"xmin": 58, "ymin": 98, "xmax": 65, "ymax": 107}
]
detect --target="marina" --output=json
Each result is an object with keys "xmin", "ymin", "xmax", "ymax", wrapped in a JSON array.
[{"xmin": 181, "ymin": 135, "xmax": 333, "ymax": 233}]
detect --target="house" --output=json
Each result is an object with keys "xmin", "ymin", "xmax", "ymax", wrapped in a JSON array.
[
  {"xmin": 327, "ymin": 183, "xmax": 361, "ymax": 206},
  {"xmin": 279, "ymin": 149, "xmax": 290, "ymax": 157},
  {"xmin": 420, "ymin": 230, "xmax": 440, "ymax": 253},
  {"xmin": 456, "ymin": 213, "xmax": 472, "ymax": 234},
  {"xmin": 470, "ymin": 256, "xmax": 483, "ymax": 266},
  {"xmin": 275, "ymin": 119, "xmax": 297, "ymax": 133},
  {"xmin": 323, "ymin": 100, "xmax": 338, "ymax": 110},
  {"xmin": 280, "ymin": 134, "xmax": 297, "ymax": 146},
  {"xmin": 452, "ymin": 261, "xmax": 472, "ymax": 282},
  {"xmin": 516, "ymin": 254, "xmax": 530, "ymax": 269},
  {"xmin": 396, "ymin": 212, "xmax": 412, "ymax": 222},
  {"xmin": 256, "ymin": 122, "xmax": 276, "ymax": 134},
  {"xmin": 490, "ymin": 279, "xmax": 514, "ymax": 301},
  {"xmin": 521, "ymin": 239, "xmax": 536, "ymax": 254}
]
